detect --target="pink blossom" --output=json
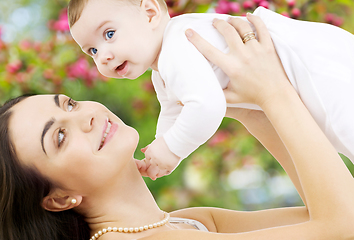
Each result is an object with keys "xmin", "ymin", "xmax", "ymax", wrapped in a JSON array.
[
  {"xmin": 53, "ymin": 19, "xmax": 70, "ymax": 32},
  {"xmin": 258, "ymin": 1, "xmax": 269, "ymax": 9},
  {"xmin": 281, "ymin": 11, "xmax": 290, "ymax": 18},
  {"xmin": 132, "ymin": 99, "xmax": 146, "ymax": 111},
  {"xmin": 84, "ymin": 68, "xmax": 99, "ymax": 87},
  {"xmin": 229, "ymin": 2, "xmax": 240, "ymax": 13},
  {"xmin": 242, "ymin": 0, "xmax": 254, "ymax": 9},
  {"xmin": 43, "ymin": 69, "xmax": 55, "ymax": 79},
  {"xmin": 333, "ymin": 16, "xmax": 344, "ymax": 27},
  {"xmin": 291, "ymin": 8, "xmax": 301, "ymax": 18},
  {"xmin": 59, "ymin": 9, "xmax": 68, "ymax": 21},
  {"xmin": 215, "ymin": 0, "xmax": 230, "ymax": 14},
  {"xmin": 143, "ymin": 81, "xmax": 155, "ymax": 93},
  {"xmin": 6, "ymin": 60, "xmax": 22, "ymax": 74},
  {"xmin": 19, "ymin": 40, "xmax": 32, "ymax": 51},
  {"xmin": 67, "ymin": 58, "xmax": 90, "ymax": 79},
  {"xmin": 15, "ymin": 72, "xmax": 27, "ymax": 83},
  {"xmin": 208, "ymin": 130, "xmax": 229, "ymax": 147},
  {"xmin": 252, "ymin": 0, "xmax": 262, "ymax": 4},
  {"xmin": 33, "ymin": 42, "xmax": 42, "ymax": 52},
  {"xmin": 287, "ymin": 0, "xmax": 296, "ymax": 8},
  {"xmin": 26, "ymin": 64, "xmax": 35, "ymax": 74},
  {"xmin": 67, "ymin": 58, "xmax": 100, "ymax": 86},
  {"xmin": 49, "ymin": 8, "xmax": 70, "ymax": 32},
  {"xmin": 324, "ymin": 13, "xmax": 335, "ymax": 23}
]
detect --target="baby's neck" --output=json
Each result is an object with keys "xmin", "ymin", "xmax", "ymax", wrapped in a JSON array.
[{"xmin": 150, "ymin": 13, "xmax": 171, "ymax": 72}]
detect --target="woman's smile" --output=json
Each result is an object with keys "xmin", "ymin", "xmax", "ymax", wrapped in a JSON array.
[{"xmin": 99, "ymin": 119, "xmax": 118, "ymax": 151}]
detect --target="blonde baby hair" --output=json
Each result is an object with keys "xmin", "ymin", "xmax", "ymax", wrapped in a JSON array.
[{"xmin": 68, "ymin": 0, "xmax": 168, "ymax": 27}]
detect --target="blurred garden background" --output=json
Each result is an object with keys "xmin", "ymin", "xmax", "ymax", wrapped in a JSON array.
[{"xmin": 1, "ymin": 0, "xmax": 354, "ymax": 212}]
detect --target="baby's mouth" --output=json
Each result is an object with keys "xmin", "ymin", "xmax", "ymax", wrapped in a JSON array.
[
  {"xmin": 116, "ymin": 61, "xmax": 127, "ymax": 71},
  {"xmin": 99, "ymin": 121, "xmax": 112, "ymax": 150}
]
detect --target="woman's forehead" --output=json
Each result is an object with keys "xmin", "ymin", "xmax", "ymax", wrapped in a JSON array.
[
  {"xmin": 9, "ymin": 95, "xmax": 56, "ymax": 164},
  {"xmin": 10, "ymin": 95, "xmax": 56, "ymax": 122}
]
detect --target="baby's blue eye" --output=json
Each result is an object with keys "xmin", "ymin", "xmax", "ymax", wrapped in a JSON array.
[
  {"xmin": 90, "ymin": 48, "xmax": 97, "ymax": 55},
  {"xmin": 106, "ymin": 31, "xmax": 115, "ymax": 39}
]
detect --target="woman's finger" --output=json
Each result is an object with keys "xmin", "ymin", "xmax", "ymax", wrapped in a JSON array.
[
  {"xmin": 185, "ymin": 28, "xmax": 226, "ymax": 67},
  {"xmin": 246, "ymin": 13, "xmax": 272, "ymax": 46},
  {"xmin": 227, "ymin": 17, "xmax": 258, "ymax": 46},
  {"xmin": 223, "ymin": 87, "xmax": 241, "ymax": 104},
  {"xmin": 211, "ymin": 19, "xmax": 244, "ymax": 52}
]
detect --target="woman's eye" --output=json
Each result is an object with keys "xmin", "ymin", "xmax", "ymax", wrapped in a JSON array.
[
  {"xmin": 105, "ymin": 30, "xmax": 115, "ymax": 40},
  {"xmin": 58, "ymin": 129, "xmax": 66, "ymax": 147},
  {"xmin": 89, "ymin": 48, "xmax": 98, "ymax": 55},
  {"xmin": 67, "ymin": 98, "xmax": 77, "ymax": 112}
]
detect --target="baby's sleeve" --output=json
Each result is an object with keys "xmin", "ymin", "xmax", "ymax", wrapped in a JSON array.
[
  {"xmin": 151, "ymin": 71, "xmax": 183, "ymax": 140},
  {"xmin": 157, "ymin": 28, "xmax": 227, "ymax": 160}
]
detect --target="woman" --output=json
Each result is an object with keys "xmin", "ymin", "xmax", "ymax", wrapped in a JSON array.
[{"xmin": 1, "ymin": 15, "xmax": 354, "ymax": 240}]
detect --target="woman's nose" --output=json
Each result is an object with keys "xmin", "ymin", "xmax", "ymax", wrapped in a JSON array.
[
  {"xmin": 72, "ymin": 108, "xmax": 95, "ymax": 133},
  {"xmin": 80, "ymin": 115, "xmax": 94, "ymax": 133}
]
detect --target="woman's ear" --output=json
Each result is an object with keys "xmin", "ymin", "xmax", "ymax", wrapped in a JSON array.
[
  {"xmin": 140, "ymin": 0, "xmax": 161, "ymax": 28},
  {"xmin": 42, "ymin": 189, "xmax": 82, "ymax": 212}
]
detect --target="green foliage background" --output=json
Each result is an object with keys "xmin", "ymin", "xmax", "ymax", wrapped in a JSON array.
[{"xmin": 0, "ymin": 0, "xmax": 353, "ymax": 212}]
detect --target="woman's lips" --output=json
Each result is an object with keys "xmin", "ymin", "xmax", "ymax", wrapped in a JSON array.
[
  {"xmin": 116, "ymin": 61, "xmax": 128, "ymax": 76},
  {"xmin": 98, "ymin": 120, "xmax": 118, "ymax": 150}
]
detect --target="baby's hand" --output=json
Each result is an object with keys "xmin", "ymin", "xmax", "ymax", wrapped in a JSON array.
[
  {"xmin": 135, "ymin": 158, "xmax": 150, "ymax": 177},
  {"xmin": 142, "ymin": 137, "xmax": 180, "ymax": 180}
]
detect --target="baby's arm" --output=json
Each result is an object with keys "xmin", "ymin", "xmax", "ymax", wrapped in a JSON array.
[
  {"xmin": 142, "ymin": 26, "xmax": 227, "ymax": 180},
  {"xmin": 142, "ymin": 137, "xmax": 180, "ymax": 180}
]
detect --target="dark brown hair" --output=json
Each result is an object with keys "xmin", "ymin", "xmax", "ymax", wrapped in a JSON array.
[{"xmin": 0, "ymin": 95, "xmax": 90, "ymax": 240}]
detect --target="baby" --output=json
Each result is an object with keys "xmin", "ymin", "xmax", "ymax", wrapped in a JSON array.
[{"xmin": 68, "ymin": 0, "xmax": 354, "ymax": 179}]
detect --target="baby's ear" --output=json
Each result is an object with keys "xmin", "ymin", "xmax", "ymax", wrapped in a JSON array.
[
  {"xmin": 141, "ymin": 0, "xmax": 161, "ymax": 27},
  {"xmin": 42, "ymin": 188, "xmax": 82, "ymax": 212}
]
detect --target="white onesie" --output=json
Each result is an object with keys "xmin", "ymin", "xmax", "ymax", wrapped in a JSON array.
[{"xmin": 152, "ymin": 7, "xmax": 354, "ymax": 163}]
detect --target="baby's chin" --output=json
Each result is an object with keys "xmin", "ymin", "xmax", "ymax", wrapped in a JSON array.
[{"xmin": 104, "ymin": 71, "xmax": 143, "ymax": 80}]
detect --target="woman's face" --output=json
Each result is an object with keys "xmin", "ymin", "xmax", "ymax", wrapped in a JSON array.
[{"xmin": 8, "ymin": 95, "xmax": 139, "ymax": 194}]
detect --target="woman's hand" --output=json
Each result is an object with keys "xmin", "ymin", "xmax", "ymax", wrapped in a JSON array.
[
  {"xmin": 185, "ymin": 15, "xmax": 307, "ymax": 205},
  {"xmin": 185, "ymin": 14, "xmax": 290, "ymax": 108}
]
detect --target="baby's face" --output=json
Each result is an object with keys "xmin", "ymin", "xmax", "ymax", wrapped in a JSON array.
[{"xmin": 70, "ymin": 0, "xmax": 162, "ymax": 79}]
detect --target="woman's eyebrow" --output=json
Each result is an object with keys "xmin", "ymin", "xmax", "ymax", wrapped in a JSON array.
[
  {"xmin": 54, "ymin": 94, "xmax": 60, "ymax": 107},
  {"xmin": 40, "ymin": 94, "xmax": 61, "ymax": 155},
  {"xmin": 41, "ymin": 118, "xmax": 55, "ymax": 155}
]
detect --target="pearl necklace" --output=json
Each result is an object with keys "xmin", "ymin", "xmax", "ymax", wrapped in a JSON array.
[{"xmin": 90, "ymin": 211, "xmax": 170, "ymax": 240}]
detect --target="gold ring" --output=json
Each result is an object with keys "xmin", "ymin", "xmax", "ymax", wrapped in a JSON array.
[
  {"xmin": 242, "ymin": 35, "xmax": 256, "ymax": 43},
  {"xmin": 242, "ymin": 31, "xmax": 255, "ymax": 39},
  {"xmin": 241, "ymin": 32, "xmax": 256, "ymax": 43}
]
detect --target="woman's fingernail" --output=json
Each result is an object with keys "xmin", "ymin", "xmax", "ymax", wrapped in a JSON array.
[
  {"xmin": 247, "ymin": 12, "xmax": 252, "ymax": 17},
  {"xmin": 227, "ymin": 17, "xmax": 232, "ymax": 23},
  {"xmin": 185, "ymin": 29, "xmax": 193, "ymax": 38}
]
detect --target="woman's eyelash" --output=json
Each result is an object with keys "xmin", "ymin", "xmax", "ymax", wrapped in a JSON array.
[
  {"xmin": 57, "ymin": 98, "xmax": 76, "ymax": 148},
  {"xmin": 58, "ymin": 128, "xmax": 66, "ymax": 148},
  {"xmin": 67, "ymin": 98, "xmax": 77, "ymax": 111}
]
